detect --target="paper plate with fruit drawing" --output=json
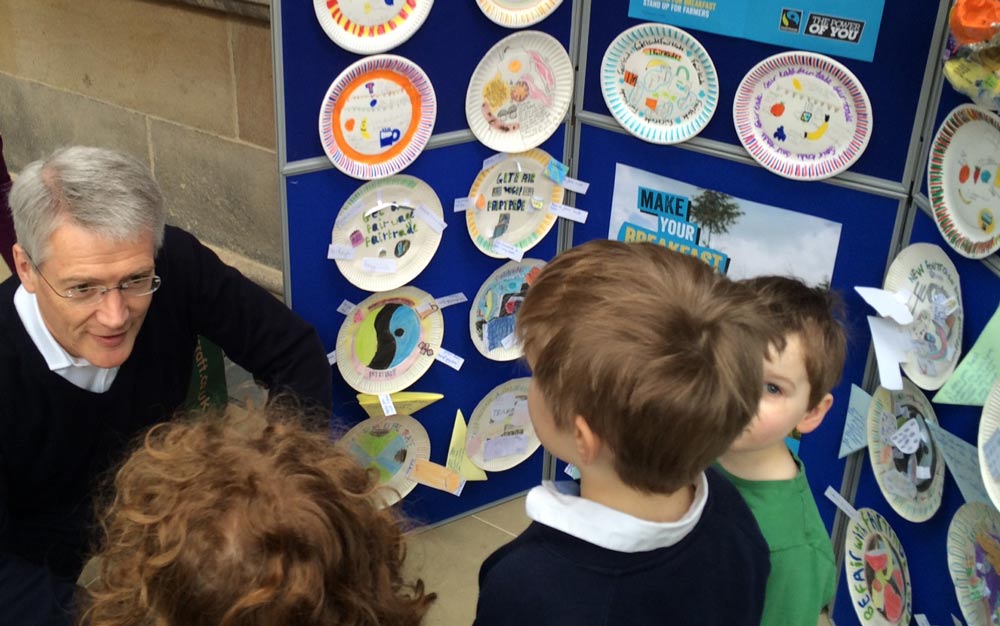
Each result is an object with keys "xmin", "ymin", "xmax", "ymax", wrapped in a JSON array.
[
  {"xmin": 927, "ymin": 104, "xmax": 1000, "ymax": 259},
  {"xmin": 466, "ymin": 149, "xmax": 563, "ymax": 258},
  {"xmin": 844, "ymin": 507, "xmax": 912, "ymax": 626},
  {"xmin": 341, "ymin": 415, "xmax": 431, "ymax": 507},
  {"xmin": 601, "ymin": 23, "xmax": 719, "ymax": 145},
  {"xmin": 466, "ymin": 378, "xmax": 541, "ymax": 472},
  {"xmin": 949, "ymin": 501, "xmax": 1000, "ymax": 626},
  {"xmin": 883, "ymin": 243, "xmax": 963, "ymax": 390},
  {"xmin": 470, "ymin": 259, "xmax": 545, "ymax": 361},
  {"xmin": 331, "ymin": 175, "xmax": 444, "ymax": 292},
  {"xmin": 867, "ymin": 379, "xmax": 945, "ymax": 523},
  {"xmin": 733, "ymin": 51, "xmax": 872, "ymax": 180},
  {"xmin": 475, "ymin": 0, "xmax": 564, "ymax": 28},
  {"xmin": 313, "ymin": 0, "xmax": 433, "ymax": 55},
  {"xmin": 465, "ymin": 30, "xmax": 573, "ymax": 153},
  {"xmin": 335, "ymin": 287, "xmax": 443, "ymax": 394},
  {"xmin": 319, "ymin": 55, "xmax": 436, "ymax": 180}
]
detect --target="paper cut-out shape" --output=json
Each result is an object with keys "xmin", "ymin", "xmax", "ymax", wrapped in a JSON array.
[
  {"xmin": 935, "ymin": 303, "xmax": 1000, "ymax": 406},
  {"xmin": 446, "ymin": 410, "xmax": 488, "ymax": 482},
  {"xmin": 357, "ymin": 391, "xmax": 444, "ymax": 419},
  {"xmin": 926, "ymin": 420, "xmax": 993, "ymax": 506},
  {"xmin": 408, "ymin": 459, "xmax": 465, "ymax": 496},
  {"xmin": 840, "ymin": 384, "xmax": 873, "ymax": 458},
  {"xmin": 868, "ymin": 316, "xmax": 913, "ymax": 391},
  {"xmin": 856, "ymin": 286, "xmax": 915, "ymax": 325}
]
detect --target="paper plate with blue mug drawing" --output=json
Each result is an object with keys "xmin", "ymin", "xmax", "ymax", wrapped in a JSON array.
[
  {"xmin": 844, "ymin": 508, "xmax": 912, "ymax": 625},
  {"xmin": 470, "ymin": 259, "xmax": 545, "ymax": 361},
  {"xmin": 466, "ymin": 377, "xmax": 541, "ymax": 472},
  {"xmin": 867, "ymin": 379, "xmax": 945, "ymax": 523},
  {"xmin": 948, "ymin": 501, "xmax": 1000, "ymax": 626},
  {"xmin": 733, "ymin": 51, "xmax": 872, "ymax": 180},
  {"xmin": 331, "ymin": 175, "xmax": 444, "ymax": 292},
  {"xmin": 466, "ymin": 149, "xmax": 563, "ymax": 258},
  {"xmin": 465, "ymin": 30, "xmax": 573, "ymax": 153},
  {"xmin": 319, "ymin": 55, "xmax": 436, "ymax": 180},
  {"xmin": 883, "ymin": 243, "xmax": 963, "ymax": 390},
  {"xmin": 313, "ymin": 0, "xmax": 434, "ymax": 55},
  {"xmin": 475, "ymin": 0, "xmax": 564, "ymax": 28},
  {"xmin": 601, "ymin": 23, "xmax": 719, "ymax": 145},
  {"xmin": 928, "ymin": 104, "xmax": 1000, "ymax": 259},
  {"xmin": 336, "ymin": 287, "xmax": 443, "ymax": 394},
  {"xmin": 341, "ymin": 414, "xmax": 431, "ymax": 508},
  {"xmin": 977, "ymin": 382, "xmax": 1000, "ymax": 513}
]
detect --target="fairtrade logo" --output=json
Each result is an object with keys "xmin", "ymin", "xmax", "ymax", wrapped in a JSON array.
[{"xmin": 779, "ymin": 9, "xmax": 802, "ymax": 33}]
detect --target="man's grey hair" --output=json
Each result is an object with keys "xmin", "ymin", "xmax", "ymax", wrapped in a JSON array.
[{"xmin": 9, "ymin": 146, "xmax": 166, "ymax": 264}]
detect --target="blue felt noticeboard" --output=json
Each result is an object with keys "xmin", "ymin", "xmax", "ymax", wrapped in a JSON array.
[{"xmin": 276, "ymin": 0, "xmax": 1000, "ymax": 620}]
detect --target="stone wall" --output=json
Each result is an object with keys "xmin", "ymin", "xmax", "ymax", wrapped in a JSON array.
[{"xmin": 0, "ymin": 0, "xmax": 282, "ymax": 293}]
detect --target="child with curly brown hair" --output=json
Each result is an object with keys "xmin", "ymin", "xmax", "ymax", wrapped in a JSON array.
[{"xmin": 80, "ymin": 409, "xmax": 435, "ymax": 626}]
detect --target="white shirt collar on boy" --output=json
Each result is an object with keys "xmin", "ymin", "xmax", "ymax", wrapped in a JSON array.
[
  {"xmin": 525, "ymin": 472, "xmax": 709, "ymax": 553},
  {"xmin": 14, "ymin": 285, "xmax": 119, "ymax": 393}
]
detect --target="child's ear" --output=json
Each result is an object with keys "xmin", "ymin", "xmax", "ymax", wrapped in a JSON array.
[
  {"xmin": 573, "ymin": 415, "xmax": 603, "ymax": 464},
  {"xmin": 797, "ymin": 393, "xmax": 834, "ymax": 434}
]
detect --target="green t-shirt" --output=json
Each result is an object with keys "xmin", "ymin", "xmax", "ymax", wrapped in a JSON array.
[{"xmin": 717, "ymin": 458, "xmax": 836, "ymax": 626}]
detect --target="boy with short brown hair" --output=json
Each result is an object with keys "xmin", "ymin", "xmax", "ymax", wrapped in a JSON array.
[
  {"xmin": 718, "ymin": 275, "xmax": 848, "ymax": 626},
  {"xmin": 473, "ymin": 240, "xmax": 784, "ymax": 626}
]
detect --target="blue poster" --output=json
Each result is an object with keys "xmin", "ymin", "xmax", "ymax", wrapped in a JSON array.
[{"xmin": 628, "ymin": 0, "xmax": 885, "ymax": 62}]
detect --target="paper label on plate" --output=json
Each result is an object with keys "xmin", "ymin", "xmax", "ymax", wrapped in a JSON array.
[
  {"xmin": 545, "ymin": 158, "xmax": 569, "ymax": 184},
  {"xmin": 985, "ymin": 429, "xmax": 1000, "ymax": 480},
  {"xmin": 378, "ymin": 393, "xmax": 397, "ymax": 417},
  {"xmin": 326, "ymin": 349, "xmax": 337, "ymax": 365},
  {"xmin": 563, "ymin": 176, "xmax": 590, "ymax": 194},
  {"xmin": 492, "ymin": 240, "xmax": 524, "ymax": 261},
  {"xmin": 435, "ymin": 348, "xmax": 464, "ymax": 371},
  {"xmin": 408, "ymin": 459, "xmax": 466, "ymax": 496},
  {"xmin": 415, "ymin": 300, "xmax": 440, "ymax": 317},
  {"xmin": 415, "ymin": 204, "xmax": 447, "ymax": 233},
  {"xmin": 483, "ymin": 434, "xmax": 529, "ymax": 461},
  {"xmin": 890, "ymin": 418, "xmax": 922, "ymax": 455},
  {"xmin": 548, "ymin": 202, "xmax": 588, "ymax": 224},
  {"xmin": 337, "ymin": 300, "xmax": 357, "ymax": 315},
  {"xmin": 824, "ymin": 486, "xmax": 860, "ymax": 523},
  {"xmin": 434, "ymin": 292, "xmax": 468, "ymax": 308},
  {"xmin": 361, "ymin": 257, "xmax": 397, "ymax": 273},
  {"xmin": 454, "ymin": 197, "xmax": 472, "ymax": 212},
  {"xmin": 915, "ymin": 465, "xmax": 932, "ymax": 480},
  {"xmin": 483, "ymin": 153, "xmax": 507, "ymax": 170},
  {"xmin": 327, "ymin": 244, "xmax": 356, "ymax": 260}
]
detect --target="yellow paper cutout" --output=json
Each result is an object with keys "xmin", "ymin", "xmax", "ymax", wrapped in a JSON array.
[
  {"xmin": 447, "ymin": 410, "xmax": 488, "ymax": 481},
  {"xmin": 408, "ymin": 459, "xmax": 465, "ymax": 496},
  {"xmin": 356, "ymin": 392, "xmax": 444, "ymax": 418}
]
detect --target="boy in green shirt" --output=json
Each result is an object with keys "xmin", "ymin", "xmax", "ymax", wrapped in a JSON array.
[{"xmin": 717, "ymin": 276, "xmax": 847, "ymax": 626}]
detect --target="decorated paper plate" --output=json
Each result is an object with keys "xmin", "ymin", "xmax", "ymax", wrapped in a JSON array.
[
  {"xmin": 927, "ymin": 104, "xmax": 1000, "ymax": 259},
  {"xmin": 466, "ymin": 378, "xmax": 541, "ymax": 472},
  {"xmin": 475, "ymin": 0, "xmax": 564, "ymax": 28},
  {"xmin": 883, "ymin": 243, "xmax": 963, "ymax": 390},
  {"xmin": 867, "ymin": 379, "xmax": 945, "ymax": 523},
  {"xmin": 341, "ymin": 415, "xmax": 431, "ymax": 507},
  {"xmin": 948, "ymin": 501, "xmax": 1000, "ymax": 626},
  {"xmin": 465, "ymin": 31, "xmax": 573, "ymax": 153},
  {"xmin": 313, "ymin": 0, "xmax": 433, "ymax": 55},
  {"xmin": 466, "ymin": 149, "xmax": 563, "ymax": 258},
  {"xmin": 319, "ymin": 55, "xmax": 436, "ymax": 180},
  {"xmin": 335, "ymin": 286, "xmax": 443, "ymax": 394},
  {"xmin": 330, "ymin": 175, "xmax": 444, "ymax": 292},
  {"xmin": 470, "ymin": 259, "xmax": 545, "ymax": 361},
  {"xmin": 733, "ymin": 51, "xmax": 872, "ymax": 181},
  {"xmin": 977, "ymin": 382, "xmax": 1000, "ymax": 513},
  {"xmin": 601, "ymin": 23, "xmax": 719, "ymax": 145},
  {"xmin": 844, "ymin": 508, "xmax": 912, "ymax": 626}
]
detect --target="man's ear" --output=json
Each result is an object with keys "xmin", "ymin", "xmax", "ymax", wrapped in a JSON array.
[
  {"xmin": 573, "ymin": 414, "xmax": 603, "ymax": 464},
  {"xmin": 797, "ymin": 393, "xmax": 834, "ymax": 435},
  {"xmin": 11, "ymin": 244, "xmax": 37, "ymax": 293}
]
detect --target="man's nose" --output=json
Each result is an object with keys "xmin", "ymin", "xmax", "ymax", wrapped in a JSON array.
[{"xmin": 94, "ymin": 288, "xmax": 129, "ymax": 328}]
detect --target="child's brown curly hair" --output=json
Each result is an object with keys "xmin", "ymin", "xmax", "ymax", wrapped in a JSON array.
[{"xmin": 80, "ymin": 408, "xmax": 435, "ymax": 626}]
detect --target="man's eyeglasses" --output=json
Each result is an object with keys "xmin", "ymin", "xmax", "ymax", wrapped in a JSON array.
[{"xmin": 29, "ymin": 257, "xmax": 161, "ymax": 306}]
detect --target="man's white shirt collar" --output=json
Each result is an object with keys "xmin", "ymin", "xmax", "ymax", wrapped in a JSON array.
[
  {"xmin": 525, "ymin": 472, "xmax": 709, "ymax": 553},
  {"xmin": 14, "ymin": 285, "xmax": 118, "ymax": 393}
]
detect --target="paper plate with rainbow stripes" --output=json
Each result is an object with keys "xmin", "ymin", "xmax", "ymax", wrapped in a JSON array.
[
  {"xmin": 927, "ymin": 104, "xmax": 1000, "ymax": 259},
  {"xmin": 319, "ymin": 55, "xmax": 436, "ymax": 180},
  {"xmin": 601, "ymin": 23, "xmax": 719, "ymax": 145},
  {"xmin": 733, "ymin": 51, "xmax": 872, "ymax": 181},
  {"xmin": 313, "ymin": 0, "xmax": 433, "ymax": 55}
]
